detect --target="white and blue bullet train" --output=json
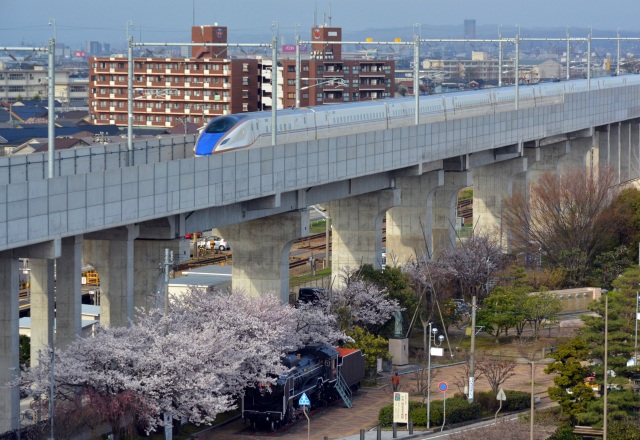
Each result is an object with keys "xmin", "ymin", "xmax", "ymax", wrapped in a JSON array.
[{"xmin": 194, "ymin": 75, "xmax": 640, "ymax": 156}]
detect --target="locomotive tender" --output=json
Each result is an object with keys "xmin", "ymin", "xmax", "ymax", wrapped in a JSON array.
[
  {"xmin": 241, "ymin": 344, "xmax": 365, "ymax": 431},
  {"xmin": 194, "ymin": 75, "xmax": 640, "ymax": 156}
]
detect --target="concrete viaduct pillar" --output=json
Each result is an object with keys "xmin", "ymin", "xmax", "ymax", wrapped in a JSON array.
[
  {"xmin": 473, "ymin": 157, "xmax": 527, "ymax": 250},
  {"xmin": 0, "ymin": 256, "xmax": 19, "ymax": 434},
  {"xmin": 29, "ymin": 258, "xmax": 54, "ymax": 366},
  {"xmin": 133, "ymin": 239, "xmax": 186, "ymax": 313},
  {"xmin": 218, "ymin": 210, "xmax": 310, "ymax": 304},
  {"xmin": 83, "ymin": 225, "xmax": 138, "ymax": 327},
  {"xmin": 598, "ymin": 121, "xmax": 640, "ymax": 184},
  {"xmin": 56, "ymin": 236, "xmax": 83, "ymax": 351},
  {"xmin": 386, "ymin": 170, "xmax": 443, "ymax": 264},
  {"xmin": 0, "ymin": 240, "xmax": 59, "ymax": 433},
  {"xmin": 329, "ymin": 189, "xmax": 401, "ymax": 286},
  {"xmin": 431, "ymin": 171, "xmax": 473, "ymax": 259}
]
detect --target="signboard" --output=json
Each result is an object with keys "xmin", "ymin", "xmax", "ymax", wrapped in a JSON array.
[
  {"xmin": 394, "ymin": 38, "xmax": 402, "ymax": 43},
  {"xmin": 74, "ymin": 51, "xmax": 86, "ymax": 58},
  {"xmin": 366, "ymin": 37, "xmax": 373, "ymax": 42},
  {"xmin": 282, "ymin": 44, "xmax": 308, "ymax": 53},
  {"xmin": 496, "ymin": 388, "xmax": 507, "ymax": 401},
  {"xmin": 298, "ymin": 392, "xmax": 310, "ymax": 406},
  {"xmin": 468, "ymin": 376, "xmax": 475, "ymax": 401},
  {"xmin": 393, "ymin": 392, "xmax": 409, "ymax": 424},
  {"xmin": 430, "ymin": 347, "xmax": 444, "ymax": 357},
  {"xmin": 438, "ymin": 382, "xmax": 448, "ymax": 392}
]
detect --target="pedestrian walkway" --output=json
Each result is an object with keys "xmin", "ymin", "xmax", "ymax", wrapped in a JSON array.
[{"xmin": 198, "ymin": 362, "xmax": 554, "ymax": 440}]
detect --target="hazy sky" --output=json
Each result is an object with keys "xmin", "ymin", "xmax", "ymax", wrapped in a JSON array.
[{"xmin": 2, "ymin": 0, "xmax": 637, "ymax": 49}]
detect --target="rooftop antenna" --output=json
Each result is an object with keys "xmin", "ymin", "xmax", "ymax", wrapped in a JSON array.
[
  {"xmin": 328, "ymin": 3, "xmax": 332, "ymax": 26},
  {"xmin": 314, "ymin": 1, "xmax": 317, "ymax": 27}
]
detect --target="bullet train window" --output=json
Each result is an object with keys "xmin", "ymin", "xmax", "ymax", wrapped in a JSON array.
[{"xmin": 204, "ymin": 115, "xmax": 245, "ymax": 134}]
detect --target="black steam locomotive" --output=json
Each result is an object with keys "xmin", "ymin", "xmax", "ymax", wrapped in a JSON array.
[{"xmin": 241, "ymin": 343, "xmax": 365, "ymax": 430}]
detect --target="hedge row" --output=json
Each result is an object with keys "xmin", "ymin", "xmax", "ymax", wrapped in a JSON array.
[
  {"xmin": 378, "ymin": 390, "xmax": 531, "ymax": 427},
  {"xmin": 378, "ymin": 398, "xmax": 482, "ymax": 427}
]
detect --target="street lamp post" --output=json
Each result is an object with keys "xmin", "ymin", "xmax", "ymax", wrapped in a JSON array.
[
  {"xmin": 427, "ymin": 324, "xmax": 444, "ymax": 430},
  {"xmin": 603, "ymin": 289, "xmax": 608, "ymax": 440}
]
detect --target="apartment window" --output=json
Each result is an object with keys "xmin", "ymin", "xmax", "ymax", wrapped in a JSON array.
[
  {"xmin": 242, "ymin": 91, "xmax": 249, "ymax": 99},
  {"xmin": 242, "ymin": 103, "xmax": 249, "ymax": 111},
  {"xmin": 135, "ymin": 62, "xmax": 143, "ymax": 69},
  {"xmin": 287, "ymin": 92, "xmax": 295, "ymax": 99},
  {"xmin": 243, "ymin": 63, "xmax": 249, "ymax": 72},
  {"xmin": 117, "ymin": 101, "xmax": 125, "ymax": 108},
  {"xmin": 135, "ymin": 101, "xmax": 144, "ymax": 108},
  {"xmin": 242, "ymin": 77, "xmax": 249, "ymax": 85},
  {"xmin": 184, "ymin": 90, "xmax": 191, "ymax": 96},
  {"xmin": 212, "ymin": 64, "xmax": 220, "ymax": 71},
  {"xmin": 117, "ymin": 114, "xmax": 125, "ymax": 121},
  {"xmin": 118, "ymin": 62, "xmax": 124, "ymax": 69},
  {"xmin": 213, "ymin": 104, "xmax": 219, "ymax": 110},
  {"xmin": 288, "ymin": 66, "xmax": 295, "ymax": 72},
  {"xmin": 100, "ymin": 62, "xmax": 107, "ymax": 68},
  {"xmin": 155, "ymin": 102, "xmax": 162, "ymax": 109},
  {"xmin": 9, "ymin": 73, "xmax": 24, "ymax": 80},
  {"xmin": 8, "ymin": 86, "xmax": 25, "ymax": 92},
  {"xmin": 287, "ymin": 79, "xmax": 296, "ymax": 86}
]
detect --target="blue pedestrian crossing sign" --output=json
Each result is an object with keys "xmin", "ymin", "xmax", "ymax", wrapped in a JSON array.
[{"xmin": 299, "ymin": 392, "xmax": 311, "ymax": 406}]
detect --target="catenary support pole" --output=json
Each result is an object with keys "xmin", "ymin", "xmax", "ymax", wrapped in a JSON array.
[{"xmin": 48, "ymin": 38, "xmax": 55, "ymax": 179}]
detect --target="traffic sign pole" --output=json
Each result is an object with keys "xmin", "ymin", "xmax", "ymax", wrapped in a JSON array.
[{"xmin": 299, "ymin": 393, "xmax": 311, "ymax": 440}]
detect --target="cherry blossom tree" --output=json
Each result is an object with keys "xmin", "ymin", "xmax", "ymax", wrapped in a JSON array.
[
  {"xmin": 320, "ymin": 269, "xmax": 399, "ymax": 332},
  {"xmin": 19, "ymin": 288, "xmax": 302, "ymax": 436},
  {"xmin": 292, "ymin": 301, "xmax": 350, "ymax": 346}
]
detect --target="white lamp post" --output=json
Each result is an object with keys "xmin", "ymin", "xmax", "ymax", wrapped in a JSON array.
[{"xmin": 427, "ymin": 324, "xmax": 444, "ymax": 430}]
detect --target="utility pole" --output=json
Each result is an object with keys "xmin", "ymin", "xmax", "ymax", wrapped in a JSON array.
[
  {"xmin": 468, "ymin": 295, "xmax": 477, "ymax": 403},
  {"xmin": 163, "ymin": 248, "xmax": 174, "ymax": 440}
]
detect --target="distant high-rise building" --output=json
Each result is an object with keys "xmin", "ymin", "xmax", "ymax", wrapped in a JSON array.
[{"xmin": 463, "ymin": 19, "xmax": 476, "ymax": 39}]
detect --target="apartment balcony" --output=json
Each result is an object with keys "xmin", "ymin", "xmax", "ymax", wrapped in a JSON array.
[{"xmin": 359, "ymin": 84, "xmax": 387, "ymax": 91}]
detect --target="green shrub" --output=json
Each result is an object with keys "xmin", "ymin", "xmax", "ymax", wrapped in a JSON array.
[
  {"xmin": 503, "ymin": 390, "xmax": 532, "ymax": 411},
  {"xmin": 471, "ymin": 390, "xmax": 531, "ymax": 414},
  {"xmin": 378, "ymin": 398, "xmax": 481, "ymax": 427}
]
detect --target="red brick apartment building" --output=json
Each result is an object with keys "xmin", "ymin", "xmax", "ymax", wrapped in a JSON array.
[{"xmin": 88, "ymin": 25, "xmax": 394, "ymax": 129}]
